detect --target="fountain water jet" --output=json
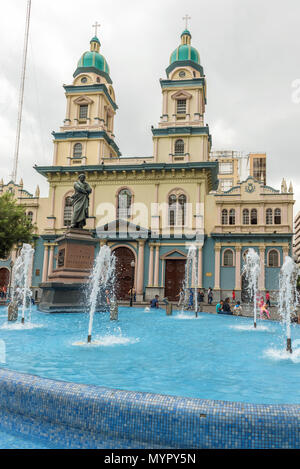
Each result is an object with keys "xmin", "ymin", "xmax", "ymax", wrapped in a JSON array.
[
  {"xmin": 184, "ymin": 245, "xmax": 198, "ymax": 316},
  {"xmin": 242, "ymin": 248, "xmax": 261, "ymax": 328},
  {"xmin": 87, "ymin": 245, "xmax": 116, "ymax": 343},
  {"xmin": 278, "ymin": 256, "xmax": 299, "ymax": 354},
  {"xmin": 10, "ymin": 244, "xmax": 34, "ymax": 325}
]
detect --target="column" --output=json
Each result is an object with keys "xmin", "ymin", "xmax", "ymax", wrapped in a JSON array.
[
  {"xmin": 235, "ymin": 245, "xmax": 242, "ymax": 290},
  {"xmin": 48, "ymin": 245, "xmax": 55, "ymax": 277},
  {"xmin": 148, "ymin": 245, "xmax": 154, "ymax": 287},
  {"xmin": 162, "ymin": 90, "xmax": 168, "ymax": 115},
  {"xmin": 137, "ymin": 240, "xmax": 145, "ymax": 295},
  {"xmin": 214, "ymin": 245, "xmax": 221, "ymax": 290},
  {"xmin": 42, "ymin": 245, "xmax": 49, "ymax": 283},
  {"xmin": 198, "ymin": 247, "xmax": 203, "ymax": 288},
  {"xmin": 154, "ymin": 245, "xmax": 160, "ymax": 287},
  {"xmin": 161, "ymin": 260, "xmax": 165, "ymax": 288},
  {"xmin": 53, "ymin": 142, "xmax": 58, "ymax": 165},
  {"xmin": 259, "ymin": 246, "xmax": 265, "ymax": 291},
  {"xmin": 51, "ymin": 185, "xmax": 56, "ymax": 217}
]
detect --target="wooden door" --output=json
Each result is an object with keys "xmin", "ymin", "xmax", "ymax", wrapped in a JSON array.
[
  {"xmin": 114, "ymin": 247, "xmax": 135, "ymax": 300},
  {"xmin": 0, "ymin": 268, "xmax": 9, "ymax": 288},
  {"xmin": 165, "ymin": 260, "xmax": 185, "ymax": 301}
]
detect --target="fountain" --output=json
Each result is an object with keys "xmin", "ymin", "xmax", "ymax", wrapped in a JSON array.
[
  {"xmin": 184, "ymin": 245, "xmax": 198, "ymax": 316},
  {"xmin": 278, "ymin": 256, "xmax": 299, "ymax": 353},
  {"xmin": 242, "ymin": 248, "xmax": 261, "ymax": 328},
  {"xmin": 10, "ymin": 244, "xmax": 34, "ymax": 325},
  {"xmin": 87, "ymin": 245, "xmax": 116, "ymax": 343}
]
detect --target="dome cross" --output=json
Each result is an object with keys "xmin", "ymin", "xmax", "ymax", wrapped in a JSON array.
[
  {"xmin": 92, "ymin": 21, "xmax": 101, "ymax": 37},
  {"xmin": 182, "ymin": 14, "xmax": 191, "ymax": 30}
]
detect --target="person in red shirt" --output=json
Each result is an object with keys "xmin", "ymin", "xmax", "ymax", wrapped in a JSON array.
[
  {"xmin": 232, "ymin": 289, "xmax": 236, "ymax": 303},
  {"xmin": 266, "ymin": 291, "xmax": 271, "ymax": 308}
]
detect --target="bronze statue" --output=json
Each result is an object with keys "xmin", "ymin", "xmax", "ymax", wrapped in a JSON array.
[{"xmin": 71, "ymin": 174, "xmax": 92, "ymax": 229}]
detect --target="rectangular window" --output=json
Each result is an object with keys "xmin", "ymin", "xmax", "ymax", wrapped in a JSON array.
[
  {"xmin": 177, "ymin": 99, "xmax": 186, "ymax": 114},
  {"xmin": 219, "ymin": 163, "xmax": 233, "ymax": 174},
  {"xmin": 220, "ymin": 179, "xmax": 233, "ymax": 191},
  {"xmin": 79, "ymin": 105, "xmax": 88, "ymax": 119}
]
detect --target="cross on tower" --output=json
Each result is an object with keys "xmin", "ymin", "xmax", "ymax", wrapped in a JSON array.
[
  {"xmin": 92, "ymin": 21, "xmax": 101, "ymax": 36},
  {"xmin": 182, "ymin": 14, "xmax": 191, "ymax": 30}
]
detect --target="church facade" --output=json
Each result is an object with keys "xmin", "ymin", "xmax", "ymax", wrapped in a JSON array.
[{"xmin": 0, "ymin": 29, "xmax": 295, "ymax": 303}]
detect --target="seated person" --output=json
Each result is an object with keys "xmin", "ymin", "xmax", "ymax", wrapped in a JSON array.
[
  {"xmin": 220, "ymin": 297, "xmax": 232, "ymax": 315},
  {"xmin": 233, "ymin": 301, "xmax": 242, "ymax": 316},
  {"xmin": 197, "ymin": 290, "xmax": 205, "ymax": 303},
  {"xmin": 150, "ymin": 295, "xmax": 159, "ymax": 308},
  {"xmin": 216, "ymin": 300, "xmax": 224, "ymax": 313}
]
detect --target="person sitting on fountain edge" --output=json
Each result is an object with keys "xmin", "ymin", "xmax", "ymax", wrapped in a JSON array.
[
  {"xmin": 221, "ymin": 297, "xmax": 233, "ymax": 315},
  {"xmin": 150, "ymin": 295, "xmax": 159, "ymax": 308},
  {"xmin": 216, "ymin": 300, "xmax": 223, "ymax": 314}
]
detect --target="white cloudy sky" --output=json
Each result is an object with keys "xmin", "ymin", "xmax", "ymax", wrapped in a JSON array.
[{"xmin": 0, "ymin": 0, "xmax": 299, "ymax": 215}]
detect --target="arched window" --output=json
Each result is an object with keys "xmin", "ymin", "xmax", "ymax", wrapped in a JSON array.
[
  {"xmin": 223, "ymin": 249, "xmax": 234, "ymax": 267},
  {"xmin": 178, "ymin": 194, "xmax": 187, "ymax": 226},
  {"xmin": 229, "ymin": 209, "xmax": 235, "ymax": 225},
  {"xmin": 268, "ymin": 249, "xmax": 279, "ymax": 267},
  {"xmin": 27, "ymin": 211, "xmax": 33, "ymax": 223},
  {"xmin": 266, "ymin": 208, "xmax": 273, "ymax": 225},
  {"xmin": 118, "ymin": 189, "xmax": 132, "ymax": 219},
  {"xmin": 168, "ymin": 192, "xmax": 187, "ymax": 226},
  {"xmin": 168, "ymin": 194, "xmax": 177, "ymax": 226},
  {"xmin": 243, "ymin": 209, "xmax": 249, "ymax": 225},
  {"xmin": 174, "ymin": 139, "xmax": 185, "ymax": 155},
  {"xmin": 274, "ymin": 208, "xmax": 281, "ymax": 225},
  {"xmin": 64, "ymin": 197, "xmax": 73, "ymax": 227},
  {"xmin": 73, "ymin": 143, "xmax": 82, "ymax": 158},
  {"xmin": 221, "ymin": 209, "xmax": 228, "ymax": 225},
  {"xmin": 251, "ymin": 209, "xmax": 258, "ymax": 225}
]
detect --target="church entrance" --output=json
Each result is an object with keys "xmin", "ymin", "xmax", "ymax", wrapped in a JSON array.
[
  {"xmin": 165, "ymin": 259, "xmax": 186, "ymax": 301},
  {"xmin": 0, "ymin": 268, "xmax": 9, "ymax": 291},
  {"xmin": 113, "ymin": 247, "xmax": 135, "ymax": 300}
]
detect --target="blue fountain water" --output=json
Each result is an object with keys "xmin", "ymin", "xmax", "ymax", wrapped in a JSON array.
[{"xmin": 1, "ymin": 305, "xmax": 300, "ymax": 405}]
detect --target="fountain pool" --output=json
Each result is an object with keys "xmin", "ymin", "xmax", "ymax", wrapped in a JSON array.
[{"xmin": 1, "ymin": 305, "xmax": 300, "ymax": 405}]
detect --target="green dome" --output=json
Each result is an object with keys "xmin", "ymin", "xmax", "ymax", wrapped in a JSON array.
[
  {"xmin": 170, "ymin": 44, "xmax": 200, "ymax": 65},
  {"xmin": 77, "ymin": 50, "xmax": 110, "ymax": 75}
]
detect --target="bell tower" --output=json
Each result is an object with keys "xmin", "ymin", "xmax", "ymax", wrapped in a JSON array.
[
  {"xmin": 52, "ymin": 26, "xmax": 121, "ymax": 167},
  {"xmin": 152, "ymin": 24, "xmax": 211, "ymax": 164}
]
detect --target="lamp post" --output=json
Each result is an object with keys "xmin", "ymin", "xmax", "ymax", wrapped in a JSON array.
[{"xmin": 130, "ymin": 260, "xmax": 135, "ymax": 307}]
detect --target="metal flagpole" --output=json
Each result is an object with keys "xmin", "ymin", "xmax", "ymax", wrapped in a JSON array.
[{"xmin": 12, "ymin": 0, "xmax": 32, "ymax": 183}]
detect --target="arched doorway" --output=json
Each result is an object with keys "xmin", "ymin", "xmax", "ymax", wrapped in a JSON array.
[
  {"xmin": 113, "ymin": 247, "xmax": 135, "ymax": 300},
  {"xmin": 0, "ymin": 268, "xmax": 10, "ymax": 293}
]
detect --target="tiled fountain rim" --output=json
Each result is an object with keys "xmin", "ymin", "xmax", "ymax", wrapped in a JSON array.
[{"xmin": 0, "ymin": 367, "xmax": 300, "ymax": 449}]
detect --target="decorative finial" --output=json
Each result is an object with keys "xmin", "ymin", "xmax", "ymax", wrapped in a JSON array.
[
  {"xmin": 281, "ymin": 178, "xmax": 287, "ymax": 193},
  {"xmin": 182, "ymin": 14, "xmax": 191, "ymax": 30},
  {"xmin": 19, "ymin": 178, "xmax": 23, "ymax": 187},
  {"xmin": 289, "ymin": 181, "xmax": 293, "ymax": 193},
  {"xmin": 35, "ymin": 185, "xmax": 40, "ymax": 197},
  {"xmin": 92, "ymin": 21, "xmax": 101, "ymax": 37}
]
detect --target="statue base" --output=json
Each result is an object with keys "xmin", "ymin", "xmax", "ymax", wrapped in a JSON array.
[{"xmin": 39, "ymin": 228, "xmax": 105, "ymax": 313}]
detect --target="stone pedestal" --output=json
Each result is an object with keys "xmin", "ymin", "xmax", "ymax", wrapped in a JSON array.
[{"xmin": 39, "ymin": 229, "xmax": 97, "ymax": 313}]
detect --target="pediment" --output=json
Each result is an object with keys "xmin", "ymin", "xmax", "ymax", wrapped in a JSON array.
[
  {"xmin": 161, "ymin": 249, "xmax": 187, "ymax": 260},
  {"xmin": 171, "ymin": 90, "xmax": 192, "ymax": 100},
  {"xmin": 73, "ymin": 96, "xmax": 94, "ymax": 105}
]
